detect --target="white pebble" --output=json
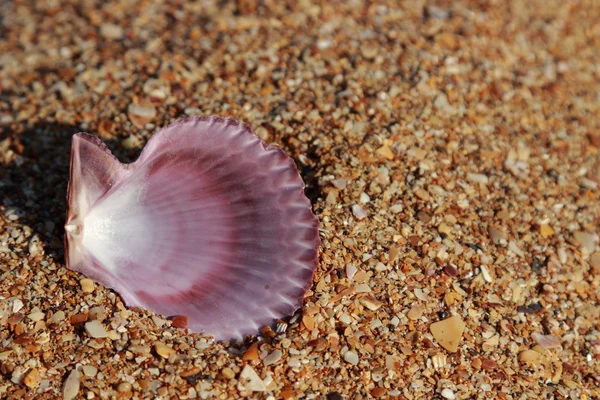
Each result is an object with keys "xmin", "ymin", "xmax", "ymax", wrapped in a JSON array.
[
  {"xmin": 82, "ymin": 365, "xmax": 97, "ymax": 377},
  {"xmin": 239, "ymin": 365, "xmax": 266, "ymax": 392},
  {"xmin": 480, "ymin": 265, "xmax": 493, "ymax": 283},
  {"xmin": 331, "ymin": 178, "xmax": 347, "ymax": 189},
  {"xmin": 28, "ymin": 311, "xmax": 45, "ymax": 321},
  {"xmin": 128, "ymin": 103, "xmax": 156, "ymax": 118},
  {"xmin": 100, "ymin": 24, "xmax": 123, "ymax": 39},
  {"xmin": 390, "ymin": 203, "xmax": 403, "ymax": 213},
  {"xmin": 50, "ymin": 310, "xmax": 66, "ymax": 324},
  {"xmin": 345, "ymin": 263, "xmax": 357, "ymax": 280},
  {"xmin": 557, "ymin": 247, "xmax": 567, "ymax": 264},
  {"xmin": 63, "ymin": 369, "xmax": 80, "ymax": 400},
  {"xmin": 574, "ymin": 231, "xmax": 597, "ymax": 255},
  {"xmin": 508, "ymin": 241, "xmax": 525, "ymax": 257},
  {"xmin": 359, "ymin": 192, "xmax": 370, "ymax": 204},
  {"xmin": 467, "ymin": 173, "xmax": 488, "ymax": 184},
  {"xmin": 12, "ymin": 299, "xmax": 24, "ymax": 313},
  {"xmin": 351, "ymin": 204, "xmax": 368, "ymax": 220},
  {"xmin": 441, "ymin": 388, "xmax": 456, "ymax": 399},
  {"xmin": 85, "ymin": 320, "xmax": 108, "ymax": 338},
  {"xmin": 263, "ymin": 350, "xmax": 282, "ymax": 366},
  {"xmin": 343, "ymin": 350, "xmax": 359, "ymax": 365}
]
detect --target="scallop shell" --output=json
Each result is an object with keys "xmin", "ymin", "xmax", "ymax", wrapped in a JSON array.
[{"xmin": 65, "ymin": 116, "xmax": 320, "ymax": 340}]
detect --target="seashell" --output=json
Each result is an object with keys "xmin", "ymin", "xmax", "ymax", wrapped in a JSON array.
[{"xmin": 64, "ymin": 116, "xmax": 320, "ymax": 340}]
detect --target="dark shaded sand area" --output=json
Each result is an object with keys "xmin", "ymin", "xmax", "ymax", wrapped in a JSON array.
[{"xmin": 1, "ymin": 1, "xmax": 599, "ymax": 398}]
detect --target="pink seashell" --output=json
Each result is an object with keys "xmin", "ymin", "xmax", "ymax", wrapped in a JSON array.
[{"xmin": 64, "ymin": 116, "xmax": 320, "ymax": 340}]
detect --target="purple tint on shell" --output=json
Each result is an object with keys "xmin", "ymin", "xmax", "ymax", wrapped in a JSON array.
[{"xmin": 64, "ymin": 117, "xmax": 320, "ymax": 340}]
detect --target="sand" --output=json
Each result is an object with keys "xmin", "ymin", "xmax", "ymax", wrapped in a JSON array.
[{"xmin": 1, "ymin": 0, "xmax": 599, "ymax": 399}]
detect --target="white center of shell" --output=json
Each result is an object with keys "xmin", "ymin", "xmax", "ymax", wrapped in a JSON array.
[{"xmin": 81, "ymin": 179, "xmax": 151, "ymax": 274}]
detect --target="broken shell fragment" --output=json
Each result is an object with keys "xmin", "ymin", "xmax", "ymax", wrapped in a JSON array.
[{"xmin": 64, "ymin": 116, "xmax": 320, "ymax": 340}]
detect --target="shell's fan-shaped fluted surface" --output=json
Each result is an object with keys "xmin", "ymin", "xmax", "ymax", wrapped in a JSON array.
[{"xmin": 65, "ymin": 117, "xmax": 320, "ymax": 340}]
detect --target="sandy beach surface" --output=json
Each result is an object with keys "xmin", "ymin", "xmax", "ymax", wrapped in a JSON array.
[{"xmin": 1, "ymin": 1, "xmax": 599, "ymax": 399}]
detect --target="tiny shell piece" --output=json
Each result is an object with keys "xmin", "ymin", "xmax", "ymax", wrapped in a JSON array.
[
  {"xmin": 64, "ymin": 117, "xmax": 320, "ymax": 340},
  {"xmin": 239, "ymin": 365, "xmax": 266, "ymax": 392}
]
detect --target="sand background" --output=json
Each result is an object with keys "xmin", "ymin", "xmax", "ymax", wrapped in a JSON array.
[{"xmin": 1, "ymin": 0, "xmax": 599, "ymax": 399}]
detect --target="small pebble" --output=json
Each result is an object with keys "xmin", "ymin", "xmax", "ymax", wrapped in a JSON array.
[
  {"xmin": 467, "ymin": 173, "xmax": 488, "ymax": 184},
  {"xmin": 302, "ymin": 314, "xmax": 315, "ymax": 331},
  {"xmin": 50, "ymin": 310, "xmax": 66, "ymax": 324},
  {"xmin": 85, "ymin": 320, "xmax": 108, "ymax": 338},
  {"xmin": 263, "ymin": 349, "xmax": 282, "ymax": 366},
  {"xmin": 443, "ymin": 265, "xmax": 458, "ymax": 277},
  {"xmin": 481, "ymin": 359, "xmax": 498, "ymax": 370},
  {"xmin": 343, "ymin": 350, "xmax": 359, "ymax": 365},
  {"xmin": 12, "ymin": 299, "xmax": 24, "ymax": 313},
  {"xmin": 414, "ymin": 188, "xmax": 430, "ymax": 201},
  {"xmin": 24, "ymin": 368, "xmax": 40, "ymax": 389},
  {"xmin": 591, "ymin": 252, "xmax": 600, "ymax": 271},
  {"xmin": 531, "ymin": 332, "xmax": 561, "ymax": 349},
  {"xmin": 63, "ymin": 369, "xmax": 80, "ymax": 400},
  {"xmin": 243, "ymin": 343, "xmax": 259, "ymax": 361},
  {"xmin": 28, "ymin": 311, "xmax": 45, "ymax": 321},
  {"xmin": 488, "ymin": 226, "xmax": 507, "ymax": 243},
  {"xmin": 82, "ymin": 365, "xmax": 98, "ymax": 377},
  {"xmin": 171, "ymin": 315, "xmax": 188, "ymax": 329},
  {"xmin": 430, "ymin": 315, "xmax": 466, "ymax": 352},
  {"xmin": 480, "ymin": 265, "xmax": 493, "ymax": 283},
  {"xmin": 100, "ymin": 23, "xmax": 123, "ymax": 39},
  {"xmin": 407, "ymin": 305, "xmax": 424, "ymax": 320},
  {"xmin": 331, "ymin": 178, "xmax": 347, "ymax": 189},
  {"xmin": 346, "ymin": 263, "xmax": 357, "ymax": 280},
  {"xmin": 376, "ymin": 145, "xmax": 394, "ymax": 160},
  {"xmin": 151, "ymin": 316, "xmax": 167, "ymax": 327},
  {"xmin": 128, "ymin": 102, "xmax": 157, "ymax": 129},
  {"xmin": 129, "ymin": 344, "xmax": 151, "ymax": 356},
  {"xmin": 117, "ymin": 382, "xmax": 132, "ymax": 392},
  {"xmin": 155, "ymin": 342, "xmax": 176, "ymax": 358},
  {"xmin": 80, "ymin": 278, "xmax": 95, "ymax": 294},
  {"xmin": 417, "ymin": 211, "xmax": 431, "ymax": 223},
  {"xmin": 121, "ymin": 135, "xmax": 142, "ymax": 149},
  {"xmin": 89, "ymin": 306, "xmax": 106, "ymax": 321},
  {"xmin": 390, "ymin": 203, "xmax": 403, "ymax": 213},
  {"xmin": 540, "ymin": 224, "xmax": 554, "ymax": 236},
  {"xmin": 519, "ymin": 350, "xmax": 542, "ymax": 365},
  {"xmin": 307, "ymin": 337, "xmax": 328, "ymax": 352},
  {"xmin": 359, "ymin": 192, "xmax": 370, "ymax": 204},
  {"xmin": 143, "ymin": 79, "xmax": 170, "ymax": 100},
  {"xmin": 441, "ymin": 388, "xmax": 456, "ymax": 399},
  {"xmin": 221, "ymin": 367, "xmax": 235, "ymax": 379},
  {"xmin": 361, "ymin": 297, "xmax": 382, "ymax": 311},
  {"xmin": 351, "ymin": 204, "xmax": 368, "ymax": 220},
  {"xmin": 28, "ymin": 234, "xmax": 42, "ymax": 256},
  {"xmin": 239, "ymin": 365, "xmax": 266, "ymax": 392},
  {"xmin": 574, "ymin": 231, "xmax": 597, "ymax": 254},
  {"xmin": 438, "ymin": 223, "xmax": 452, "ymax": 235}
]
